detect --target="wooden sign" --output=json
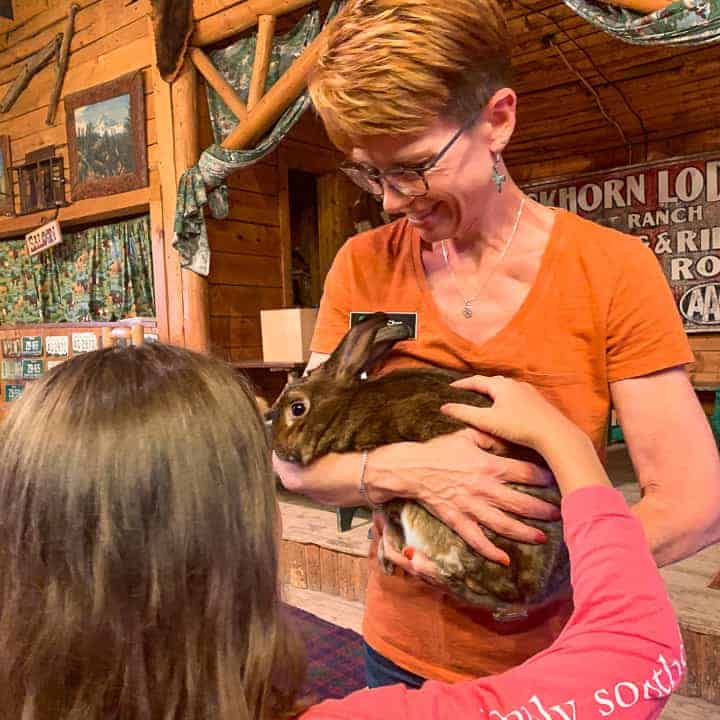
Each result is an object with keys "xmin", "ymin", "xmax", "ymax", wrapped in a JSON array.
[
  {"xmin": 25, "ymin": 219, "xmax": 63, "ymax": 256},
  {"xmin": 523, "ymin": 152, "xmax": 720, "ymax": 333},
  {"xmin": 21, "ymin": 358, "xmax": 43, "ymax": 380},
  {"xmin": 1, "ymin": 337, "xmax": 21, "ymax": 357},
  {"xmin": 21, "ymin": 335, "xmax": 42, "ymax": 356},
  {"xmin": 46, "ymin": 335, "xmax": 69, "ymax": 356},
  {"xmin": 4, "ymin": 384, "xmax": 23, "ymax": 402}
]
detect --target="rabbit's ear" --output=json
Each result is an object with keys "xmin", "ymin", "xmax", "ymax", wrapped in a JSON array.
[{"xmin": 324, "ymin": 312, "xmax": 409, "ymax": 382}]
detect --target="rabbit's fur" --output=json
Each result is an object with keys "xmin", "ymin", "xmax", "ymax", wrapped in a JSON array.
[{"xmin": 270, "ymin": 313, "xmax": 569, "ymax": 619}]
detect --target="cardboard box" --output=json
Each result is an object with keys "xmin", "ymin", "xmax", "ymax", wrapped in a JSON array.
[{"xmin": 261, "ymin": 308, "xmax": 318, "ymax": 363}]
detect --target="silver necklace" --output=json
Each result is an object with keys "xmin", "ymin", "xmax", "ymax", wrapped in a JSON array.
[{"xmin": 440, "ymin": 197, "xmax": 526, "ymax": 319}]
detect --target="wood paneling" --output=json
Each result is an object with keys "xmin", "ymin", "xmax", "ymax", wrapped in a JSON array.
[
  {"xmin": 277, "ymin": 495, "xmax": 374, "ymax": 603},
  {"xmin": 209, "ymin": 252, "xmax": 283, "ymax": 286},
  {"xmin": 210, "ymin": 284, "xmax": 284, "ymax": 316},
  {"xmin": 206, "ymin": 218, "xmax": 283, "ymax": 256},
  {"xmin": 0, "ymin": 0, "xmax": 197, "ymax": 348}
]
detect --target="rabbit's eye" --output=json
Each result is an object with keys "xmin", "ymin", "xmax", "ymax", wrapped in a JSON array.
[{"xmin": 291, "ymin": 401, "xmax": 307, "ymax": 417}]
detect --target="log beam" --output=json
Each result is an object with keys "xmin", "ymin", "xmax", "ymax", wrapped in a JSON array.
[
  {"xmin": 193, "ymin": 0, "xmax": 314, "ymax": 48},
  {"xmin": 221, "ymin": 25, "xmax": 328, "ymax": 151},
  {"xmin": 0, "ymin": 34, "xmax": 61, "ymax": 114},
  {"xmin": 46, "ymin": 3, "xmax": 79, "ymax": 126},
  {"xmin": 247, "ymin": 14, "xmax": 276, "ymax": 111},
  {"xmin": 189, "ymin": 46, "xmax": 248, "ymax": 122}
]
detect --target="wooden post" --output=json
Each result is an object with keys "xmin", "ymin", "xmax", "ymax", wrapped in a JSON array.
[
  {"xmin": 46, "ymin": 3, "xmax": 79, "ymax": 126},
  {"xmin": 149, "ymin": 12, "xmax": 181, "ymax": 345},
  {"xmin": 189, "ymin": 47, "xmax": 248, "ymax": 122},
  {"xmin": 247, "ymin": 14, "xmax": 276, "ymax": 111},
  {"xmin": 193, "ymin": 0, "xmax": 315, "ymax": 47},
  {"xmin": 221, "ymin": 25, "xmax": 329, "ymax": 151},
  {"xmin": 172, "ymin": 62, "xmax": 210, "ymax": 354}
]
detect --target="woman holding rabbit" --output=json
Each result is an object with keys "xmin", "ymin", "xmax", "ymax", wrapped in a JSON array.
[
  {"xmin": 0, "ymin": 343, "xmax": 682, "ymax": 719},
  {"xmin": 273, "ymin": 0, "xmax": 720, "ymax": 688}
]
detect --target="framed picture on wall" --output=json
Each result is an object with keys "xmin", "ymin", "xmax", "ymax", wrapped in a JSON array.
[
  {"xmin": 0, "ymin": 135, "xmax": 14, "ymax": 216},
  {"xmin": 64, "ymin": 72, "xmax": 147, "ymax": 201}
]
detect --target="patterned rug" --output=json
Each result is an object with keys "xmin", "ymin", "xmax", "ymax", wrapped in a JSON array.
[{"xmin": 283, "ymin": 603, "xmax": 366, "ymax": 701}]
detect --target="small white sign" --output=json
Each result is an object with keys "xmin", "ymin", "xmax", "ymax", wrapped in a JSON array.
[
  {"xmin": 47, "ymin": 359, "xmax": 65, "ymax": 370},
  {"xmin": 46, "ymin": 335, "xmax": 69, "ymax": 356},
  {"xmin": 25, "ymin": 219, "xmax": 63, "ymax": 256},
  {"xmin": 71, "ymin": 332, "xmax": 98, "ymax": 354}
]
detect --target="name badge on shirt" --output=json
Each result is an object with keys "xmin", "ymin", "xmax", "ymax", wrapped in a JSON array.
[{"xmin": 349, "ymin": 311, "xmax": 418, "ymax": 340}]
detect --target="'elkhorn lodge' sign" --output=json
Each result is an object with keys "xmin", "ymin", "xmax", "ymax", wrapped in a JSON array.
[{"xmin": 524, "ymin": 153, "xmax": 720, "ymax": 333}]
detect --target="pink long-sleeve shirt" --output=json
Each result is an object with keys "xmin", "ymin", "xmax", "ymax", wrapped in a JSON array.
[{"xmin": 301, "ymin": 486, "xmax": 684, "ymax": 720}]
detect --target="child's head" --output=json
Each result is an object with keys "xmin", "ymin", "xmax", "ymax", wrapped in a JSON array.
[{"xmin": 0, "ymin": 343, "xmax": 304, "ymax": 720}]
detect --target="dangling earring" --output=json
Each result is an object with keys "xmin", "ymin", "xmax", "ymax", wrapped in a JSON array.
[{"xmin": 491, "ymin": 151, "xmax": 506, "ymax": 194}]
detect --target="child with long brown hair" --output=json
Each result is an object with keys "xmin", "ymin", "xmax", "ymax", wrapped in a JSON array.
[{"xmin": 0, "ymin": 344, "xmax": 682, "ymax": 719}]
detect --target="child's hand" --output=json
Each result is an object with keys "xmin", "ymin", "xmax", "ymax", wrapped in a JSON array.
[{"xmin": 441, "ymin": 375, "xmax": 575, "ymax": 453}]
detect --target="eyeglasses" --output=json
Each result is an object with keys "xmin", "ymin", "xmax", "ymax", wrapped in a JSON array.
[{"xmin": 339, "ymin": 115, "xmax": 478, "ymax": 199}]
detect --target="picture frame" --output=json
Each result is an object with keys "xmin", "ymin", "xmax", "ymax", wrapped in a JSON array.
[
  {"xmin": 0, "ymin": 135, "xmax": 14, "ymax": 216},
  {"xmin": 64, "ymin": 72, "xmax": 147, "ymax": 201}
]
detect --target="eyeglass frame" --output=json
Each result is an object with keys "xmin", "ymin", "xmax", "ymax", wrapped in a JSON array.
[{"xmin": 338, "ymin": 113, "xmax": 479, "ymax": 199}]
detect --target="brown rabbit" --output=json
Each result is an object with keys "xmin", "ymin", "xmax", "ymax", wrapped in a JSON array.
[{"xmin": 270, "ymin": 313, "xmax": 569, "ymax": 620}]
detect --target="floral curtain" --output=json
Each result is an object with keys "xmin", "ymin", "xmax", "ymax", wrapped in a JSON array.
[
  {"xmin": 0, "ymin": 214, "xmax": 154, "ymax": 324},
  {"xmin": 563, "ymin": 0, "xmax": 720, "ymax": 45},
  {"xmin": 172, "ymin": 1, "xmax": 343, "ymax": 277}
]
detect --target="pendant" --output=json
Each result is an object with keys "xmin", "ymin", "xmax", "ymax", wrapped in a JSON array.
[{"xmin": 462, "ymin": 302, "xmax": 473, "ymax": 319}]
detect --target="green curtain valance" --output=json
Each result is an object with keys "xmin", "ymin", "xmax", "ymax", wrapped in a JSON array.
[
  {"xmin": 563, "ymin": 0, "xmax": 720, "ymax": 45},
  {"xmin": 0, "ymin": 215, "xmax": 155, "ymax": 324}
]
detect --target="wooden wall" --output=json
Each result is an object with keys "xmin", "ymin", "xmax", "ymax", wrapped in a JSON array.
[
  {"xmin": 0, "ymin": 0, "xmax": 206, "ymax": 353},
  {"xmin": 2, "ymin": 0, "xmax": 719, "ymax": 386},
  {"xmin": 202, "ymin": 88, "xmax": 344, "ymax": 362},
  {"xmin": 0, "ymin": 0, "xmax": 175, "ymax": 409},
  {"xmin": 0, "ymin": 0, "xmax": 158, "ymax": 235}
]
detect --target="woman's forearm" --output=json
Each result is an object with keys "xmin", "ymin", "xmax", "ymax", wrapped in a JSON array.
[
  {"xmin": 274, "ymin": 450, "xmax": 368, "ymax": 506},
  {"xmin": 274, "ymin": 445, "xmax": 416, "ymax": 507}
]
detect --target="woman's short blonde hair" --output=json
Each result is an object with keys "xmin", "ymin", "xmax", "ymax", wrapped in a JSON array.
[{"xmin": 309, "ymin": 0, "xmax": 513, "ymax": 148}]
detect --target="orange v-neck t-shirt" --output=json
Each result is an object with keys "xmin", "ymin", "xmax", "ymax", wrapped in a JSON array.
[{"xmin": 309, "ymin": 208, "xmax": 693, "ymax": 682}]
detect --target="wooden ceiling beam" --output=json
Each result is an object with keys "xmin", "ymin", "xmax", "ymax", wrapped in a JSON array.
[
  {"xmin": 193, "ymin": 0, "xmax": 315, "ymax": 48},
  {"xmin": 189, "ymin": 46, "xmax": 248, "ymax": 121},
  {"xmin": 247, "ymin": 14, "xmax": 276, "ymax": 111},
  {"xmin": 221, "ymin": 24, "xmax": 328, "ymax": 150}
]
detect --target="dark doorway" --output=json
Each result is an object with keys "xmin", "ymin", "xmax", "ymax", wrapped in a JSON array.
[{"xmin": 288, "ymin": 169, "xmax": 320, "ymax": 307}]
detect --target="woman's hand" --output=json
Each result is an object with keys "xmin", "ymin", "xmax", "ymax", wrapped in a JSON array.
[
  {"xmin": 441, "ymin": 374, "xmax": 576, "ymax": 454},
  {"xmin": 367, "ymin": 428, "xmax": 560, "ymax": 566},
  {"xmin": 374, "ymin": 512, "xmax": 445, "ymax": 584}
]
